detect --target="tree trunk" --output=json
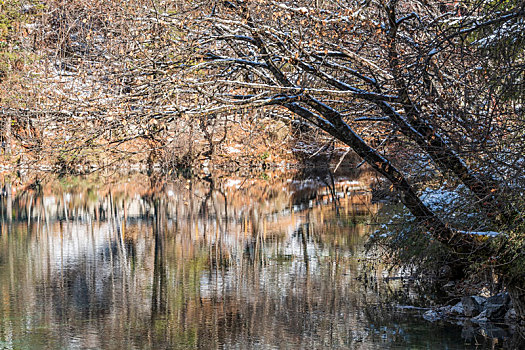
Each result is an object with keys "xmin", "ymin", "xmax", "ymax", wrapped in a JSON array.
[
  {"xmin": 286, "ymin": 101, "xmax": 469, "ymax": 248},
  {"xmin": 245, "ymin": 3, "xmax": 470, "ymax": 251},
  {"xmin": 384, "ymin": 3, "xmax": 514, "ymax": 224}
]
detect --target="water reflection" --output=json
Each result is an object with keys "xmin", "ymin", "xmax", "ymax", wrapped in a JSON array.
[{"xmin": 0, "ymin": 172, "xmax": 505, "ymax": 349}]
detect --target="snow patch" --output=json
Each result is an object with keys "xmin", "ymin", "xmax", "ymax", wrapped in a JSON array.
[
  {"xmin": 459, "ymin": 230, "xmax": 500, "ymax": 237},
  {"xmin": 224, "ymin": 145, "xmax": 242, "ymax": 154}
]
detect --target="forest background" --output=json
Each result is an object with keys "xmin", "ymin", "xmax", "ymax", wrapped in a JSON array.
[{"xmin": 1, "ymin": 0, "xmax": 525, "ymax": 323}]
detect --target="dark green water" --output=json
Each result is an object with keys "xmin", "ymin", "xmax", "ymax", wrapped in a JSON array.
[{"xmin": 0, "ymin": 172, "xmax": 511, "ymax": 349}]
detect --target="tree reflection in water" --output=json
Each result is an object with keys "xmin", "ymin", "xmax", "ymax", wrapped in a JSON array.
[{"xmin": 0, "ymin": 171, "xmax": 509, "ymax": 349}]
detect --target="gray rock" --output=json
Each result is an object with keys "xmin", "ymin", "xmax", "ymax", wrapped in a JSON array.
[
  {"xmin": 486, "ymin": 292, "xmax": 510, "ymax": 306},
  {"xmin": 423, "ymin": 310, "xmax": 441, "ymax": 322},
  {"xmin": 438, "ymin": 305, "xmax": 452, "ymax": 314},
  {"xmin": 504, "ymin": 308, "xmax": 517, "ymax": 321},
  {"xmin": 472, "ymin": 309, "xmax": 489, "ymax": 322},
  {"xmin": 473, "ymin": 296, "xmax": 487, "ymax": 306},
  {"xmin": 485, "ymin": 302, "xmax": 507, "ymax": 319},
  {"xmin": 450, "ymin": 301, "xmax": 464, "ymax": 315},
  {"xmin": 461, "ymin": 296, "xmax": 486, "ymax": 317},
  {"xmin": 484, "ymin": 292, "xmax": 510, "ymax": 319}
]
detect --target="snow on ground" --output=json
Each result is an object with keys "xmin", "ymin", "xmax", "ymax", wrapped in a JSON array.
[
  {"xmin": 224, "ymin": 145, "xmax": 243, "ymax": 154},
  {"xmin": 420, "ymin": 185, "xmax": 464, "ymax": 211},
  {"xmin": 459, "ymin": 230, "xmax": 500, "ymax": 237}
]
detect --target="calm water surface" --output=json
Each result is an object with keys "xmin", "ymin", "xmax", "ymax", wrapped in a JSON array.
[{"xmin": 0, "ymin": 172, "xmax": 505, "ymax": 349}]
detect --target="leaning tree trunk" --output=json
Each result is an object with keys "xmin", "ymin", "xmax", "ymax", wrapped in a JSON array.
[
  {"xmin": 241, "ymin": 6, "xmax": 469, "ymax": 251},
  {"xmin": 286, "ymin": 101, "xmax": 469, "ymax": 248}
]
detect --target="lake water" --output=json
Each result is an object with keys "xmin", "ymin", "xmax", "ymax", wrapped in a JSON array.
[{"xmin": 0, "ymin": 171, "xmax": 508, "ymax": 349}]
